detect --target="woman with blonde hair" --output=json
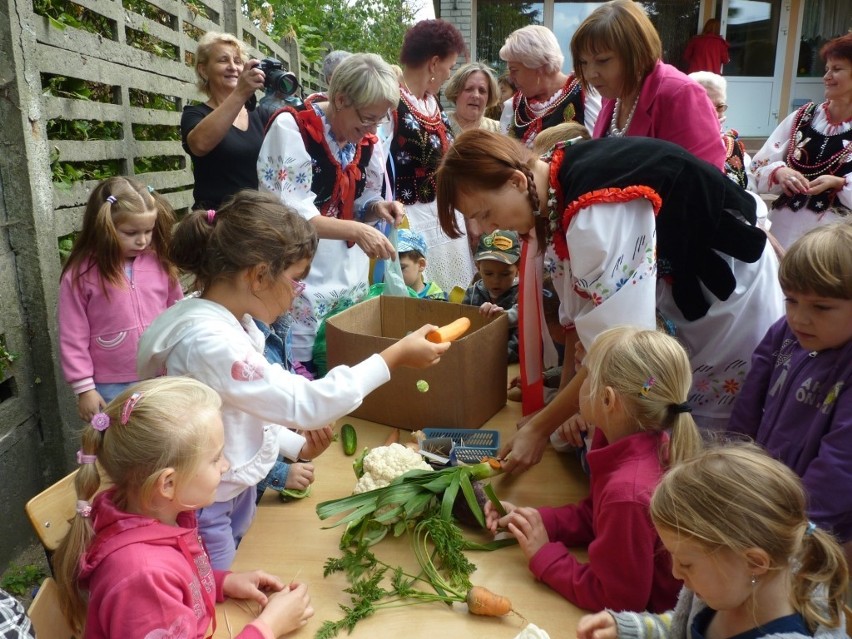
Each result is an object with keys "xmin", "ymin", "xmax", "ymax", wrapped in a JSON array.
[
  {"xmin": 500, "ymin": 24, "xmax": 600, "ymax": 147},
  {"xmin": 445, "ymin": 61, "xmax": 501, "ymax": 136},
  {"xmin": 578, "ymin": 444, "xmax": 849, "ymax": 639},
  {"xmin": 571, "ymin": 0, "xmax": 725, "ymax": 169},
  {"xmin": 182, "ymin": 32, "xmax": 267, "ymax": 209},
  {"xmin": 258, "ymin": 53, "xmax": 404, "ymax": 370}
]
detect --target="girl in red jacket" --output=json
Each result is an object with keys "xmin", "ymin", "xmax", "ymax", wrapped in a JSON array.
[
  {"xmin": 58, "ymin": 177, "xmax": 183, "ymax": 422},
  {"xmin": 53, "ymin": 377, "xmax": 313, "ymax": 638},
  {"xmin": 486, "ymin": 326, "xmax": 703, "ymax": 612}
]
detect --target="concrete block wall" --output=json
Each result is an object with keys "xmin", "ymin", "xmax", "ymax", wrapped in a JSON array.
[{"xmin": 0, "ymin": 0, "xmax": 322, "ymax": 568}]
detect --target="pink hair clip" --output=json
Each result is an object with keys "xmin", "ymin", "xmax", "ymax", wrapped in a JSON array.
[
  {"xmin": 640, "ymin": 376, "xmax": 656, "ymax": 397},
  {"xmin": 206, "ymin": 209, "xmax": 216, "ymax": 225},
  {"xmin": 120, "ymin": 392, "xmax": 143, "ymax": 425},
  {"xmin": 76, "ymin": 450, "xmax": 97, "ymax": 465},
  {"xmin": 91, "ymin": 412, "xmax": 111, "ymax": 432},
  {"xmin": 76, "ymin": 500, "xmax": 92, "ymax": 518}
]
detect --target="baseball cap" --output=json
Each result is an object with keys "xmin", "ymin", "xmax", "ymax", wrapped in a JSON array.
[
  {"xmin": 397, "ymin": 228, "xmax": 428, "ymax": 256},
  {"xmin": 474, "ymin": 230, "xmax": 520, "ymax": 264}
]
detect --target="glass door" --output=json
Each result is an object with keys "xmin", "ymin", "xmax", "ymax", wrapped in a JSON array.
[{"xmin": 720, "ymin": 0, "xmax": 789, "ymax": 136}]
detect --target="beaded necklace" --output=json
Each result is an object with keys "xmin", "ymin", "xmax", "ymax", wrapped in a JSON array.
[
  {"xmin": 787, "ymin": 102, "xmax": 852, "ymax": 178},
  {"xmin": 821, "ymin": 101, "xmax": 852, "ymax": 127},
  {"xmin": 512, "ymin": 76, "xmax": 581, "ymax": 129},
  {"xmin": 399, "ymin": 85, "xmax": 442, "ymax": 128},
  {"xmin": 609, "ymin": 96, "xmax": 638, "ymax": 137}
]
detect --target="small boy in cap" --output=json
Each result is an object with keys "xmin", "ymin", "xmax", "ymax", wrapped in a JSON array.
[
  {"xmin": 397, "ymin": 228, "xmax": 447, "ymax": 301},
  {"xmin": 463, "ymin": 230, "xmax": 521, "ymax": 362}
]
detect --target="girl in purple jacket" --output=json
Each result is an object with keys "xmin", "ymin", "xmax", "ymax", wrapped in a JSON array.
[
  {"xmin": 58, "ymin": 177, "xmax": 183, "ymax": 422},
  {"xmin": 53, "ymin": 377, "xmax": 314, "ymax": 638},
  {"xmin": 728, "ymin": 222, "xmax": 852, "ymax": 564}
]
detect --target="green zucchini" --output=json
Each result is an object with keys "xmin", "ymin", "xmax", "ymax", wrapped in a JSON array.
[
  {"xmin": 340, "ymin": 423, "xmax": 357, "ymax": 456},
  {"xmin": 279, "ymin": 485, "xmax": 312, "ymax": 502}
]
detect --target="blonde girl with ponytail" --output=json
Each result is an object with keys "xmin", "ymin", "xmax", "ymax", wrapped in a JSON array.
[
  {"xmin": 578, "ymin": 444, "xmax": 849, "ymax": 639},
  {"xmin": 53, "ymin": 377, "xmax": 314, "ymax": 638},
  {"xmin": 485, "ymin": 326, "xmax": 703, "ymax": 613}
]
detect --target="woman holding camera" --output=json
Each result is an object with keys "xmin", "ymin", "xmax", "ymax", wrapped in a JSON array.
[
  {"xmin": 257, "ymin": 53, "xmax": 403, "ymax": 374},
  {"xmin": 182, "ymin": 32, "xmax": 266, "ymax": 210}
]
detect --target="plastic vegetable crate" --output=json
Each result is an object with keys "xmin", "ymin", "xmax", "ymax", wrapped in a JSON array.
[{"xmin": 422, "ymin": 428, "xmax": 500, "ymax": 464}]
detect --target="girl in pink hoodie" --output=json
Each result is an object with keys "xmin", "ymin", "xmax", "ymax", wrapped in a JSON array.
[
  {"xmin": 59, "ymin": 177, "xmax": 183, "ymax": 423},
  {"xmin": 53, "ymin": 377, "xmax": 314, "ymax": 639}
]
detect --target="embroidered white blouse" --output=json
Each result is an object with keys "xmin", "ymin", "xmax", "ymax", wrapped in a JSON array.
[
  {"xmin": 749, "ymin": 103, "xmax": 852, "ymax": 249},
  {"xmin": 257, "ymin": 104, "xmax": 388, "ymax": 361},
  {"xmin": 546, "ymin": 193, "xmax": 783, "ymax": 423}
]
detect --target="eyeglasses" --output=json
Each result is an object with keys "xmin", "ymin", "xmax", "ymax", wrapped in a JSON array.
[
  {"xmin": 354, "ymin": 106, "xmax": 391, "ymax": 128},
  {"xmin": 287, "ymin": 276, "xmax": 306, "ymax": 297},
  {"xmin": 715, "ymin": 103, "xmax": 728, "ymax": 114}
]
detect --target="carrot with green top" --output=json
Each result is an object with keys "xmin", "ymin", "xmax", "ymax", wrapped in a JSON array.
[{"xmin": 317, "ymin": 516, "xmax": 516, "ymax": 638}]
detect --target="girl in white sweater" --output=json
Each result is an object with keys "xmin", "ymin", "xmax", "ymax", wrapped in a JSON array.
[{"xmin": 138, "ymin": 190, "xmax": 449, "ymax": 568}]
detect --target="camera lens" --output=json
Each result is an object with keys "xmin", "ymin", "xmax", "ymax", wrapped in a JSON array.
[{"xmin": 269, "ymin": 71, "xmax": 297, "ymax": 96}]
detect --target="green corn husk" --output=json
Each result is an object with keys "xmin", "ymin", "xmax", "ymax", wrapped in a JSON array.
[{"xmin": 316, "ymin": 461, "xmax": 504, "ymax": 547}]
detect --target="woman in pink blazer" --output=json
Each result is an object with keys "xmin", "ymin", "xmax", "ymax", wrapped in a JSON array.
[{"xmin": 571, "ymin": 0, "xmax": 725, "ymax": 170}]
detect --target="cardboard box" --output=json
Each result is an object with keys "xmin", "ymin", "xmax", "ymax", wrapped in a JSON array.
[{"xmin": 326, "ymin": 296, "xmax": 508, "ymax": 430}]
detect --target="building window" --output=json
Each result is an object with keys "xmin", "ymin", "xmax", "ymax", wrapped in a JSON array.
[
  {"xmin": 798, "ymin": 0, "xmax": 851, "ymax": 77},
  {"xmin": 553, "ymin": 2, "xmax": 607, "ymax": 71},
  {"xmin": 641, "ymin": 0, "xmax": 700, "ymax": 69},
  {"xmin": 475, "ymin": 0, "xmax": 544, "ymax": 70},
  {"xmin": 477, "ymin": 0, "xmax": 697, "ymax": 74}
]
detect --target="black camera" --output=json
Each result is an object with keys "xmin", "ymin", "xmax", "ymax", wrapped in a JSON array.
[
  {"xmin": 259, "ymin": 58, "xmax": 299, "ymax": 96},
  {"xmin": 246, "ymin": 58, "xmax": 300, "ymax": 111}
]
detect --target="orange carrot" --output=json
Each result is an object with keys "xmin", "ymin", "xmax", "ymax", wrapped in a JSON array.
[
  {"xmin": 481, "ymin": 456, "xmax": 503, "ymax": 471},
  {"xmin": 466, "ymin": 586, "xmax": 512, "ymax": 616},
  {"xmin": 426, "ymin": 317, "xmax": 471, "ymax": 344},
  {"xmin": 383, "ymin": 428, "xmax": 400, "ymax": 446}
]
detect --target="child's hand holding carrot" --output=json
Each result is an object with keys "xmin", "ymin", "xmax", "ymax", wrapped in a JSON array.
[
  {"xmin": 381, "ymin": 325, "xmax": 451, "ymax": 370},
  {"xmin": 576, "ymin": 611, "xmax": 619, "ymax": 639},
  {"xmin": 298, "ymin": 425, "xmax": 334, "ymax": 460}
]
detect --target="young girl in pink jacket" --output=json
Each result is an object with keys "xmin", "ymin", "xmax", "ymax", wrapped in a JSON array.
[
  {"xmin": 58, "ymin": 177, "xmax": 183, "ymax": 422},
  {"xmin": 486, "ymin": 326, "xmax": 703, "ymax": 612},
  {"xmin": 53, "ymin": 377, "xmax": 314, "ymax": 638}
]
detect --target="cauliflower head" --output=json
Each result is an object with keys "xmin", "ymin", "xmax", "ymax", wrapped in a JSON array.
[{"xmin": 353, "ymin": 443, "xmax": 432, "ymax": 494}]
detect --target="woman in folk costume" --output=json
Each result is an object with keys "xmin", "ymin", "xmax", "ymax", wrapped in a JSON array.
[
  {"xmin": 436, "ymin": 131, "xmax": 783, "ymax": 473},
  {"xmin": 258, "ymin": 53, "xmax": 403, "ymax": 371},
  {"xmin": 392, "ymin": 19, "xmax": 475, "ymax": 292}
]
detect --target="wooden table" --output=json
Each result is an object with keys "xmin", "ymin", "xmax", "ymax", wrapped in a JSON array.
[{"xmin": 214, "ymin": 383, "xmax": 591, "ymax": 638}]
